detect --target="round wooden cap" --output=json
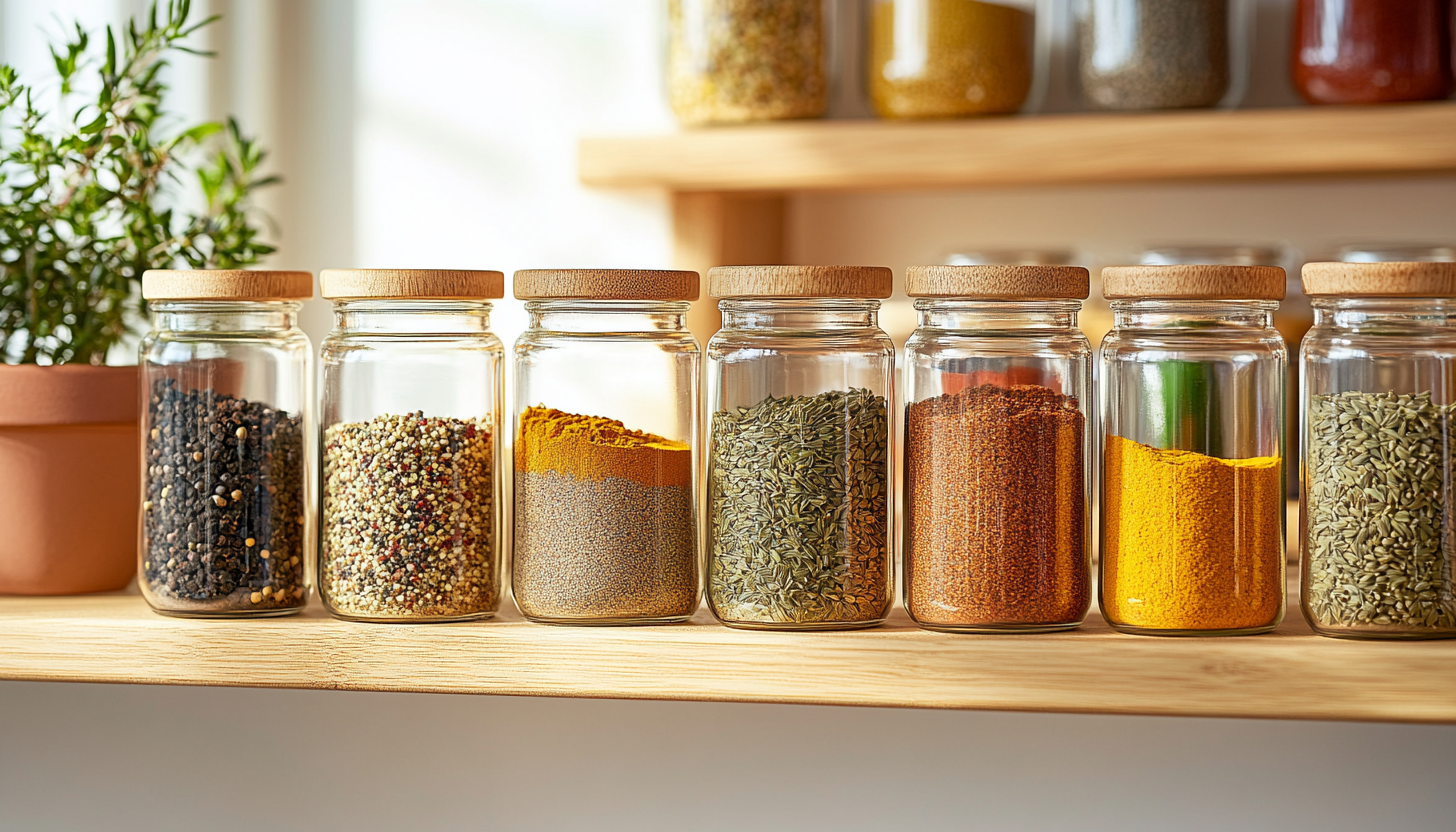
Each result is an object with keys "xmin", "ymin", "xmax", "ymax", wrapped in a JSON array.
[
  {"xmin": 708, "ymin": 265, "xmax": 893, "ymax": 299},
  {"xmin": 512, "ymin": 269, "xmax": 699, "ymax": 301},
  {"xmin": 142, "ymin": 270, "xmax": 313, "ymax": 301},
  {"xmin": 907, "ymin": 264, "xmax": 1089, "ymax": 299},
  {"xmin": 1302, "ymin": 261, "xmax": 1456, "ymax": 297},
  {"xmin": 319, "ymin": 269, "xmax": 505, "ymax": 300},
  {"xmin": 1102, "ymin": 265, "xmax": 1286, "ymax": 300}
]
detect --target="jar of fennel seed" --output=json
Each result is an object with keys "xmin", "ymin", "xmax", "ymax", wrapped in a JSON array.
[
  {"xmin": 706, "ymin": 265, "xmax": 895, "ymax": 631},
  {"xmin": 903, "ymin": 265, "xmax": 1093, "ymax": 633},
  {"xmin": 138, "ymin": 270, "xmax": 314, "ymax": 618},
  {"xmin": 319, "ymin": 269, "xmax": 504, "ymax": 623},
  {"xmin": 1300, "ymin": 261, "xmax": 1456, "ymax": 640},
  {"xmin": 511, "ymin": 269, "xmax": 702, "ymax": 626}
]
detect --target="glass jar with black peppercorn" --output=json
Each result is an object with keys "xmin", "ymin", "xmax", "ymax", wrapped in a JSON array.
[{"xmin": 138, "ymin": 270, "xmax": 314, "ymax": 618}]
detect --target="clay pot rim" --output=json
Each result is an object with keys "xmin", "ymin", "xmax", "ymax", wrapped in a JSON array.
[{"xmin": 0, "ymin": 364, "xmax": 138, "ymax": 426}]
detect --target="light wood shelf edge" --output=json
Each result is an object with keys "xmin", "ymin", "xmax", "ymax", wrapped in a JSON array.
[{"xmin": 2, "ymin": 594, "xmax": 1453, "ymax": 723}]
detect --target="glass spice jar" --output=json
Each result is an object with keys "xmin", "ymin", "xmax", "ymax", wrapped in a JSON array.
[
  {"xmin": 1299, "ymin": 261, "xmax": 1456, "ymax": 640},
  {"xmin": 706, "ymin": 265, "xmax": 895, "ymax": 630},
  {"xmin": 867, "ymin": 0, "xmax": 1037, "ymax": 119},
  {"xmin": 1292, "ymin": 0, "xmax": 1454, "ymax": 105},
  {"xmin": 512, "ymin": 270, "xmax": 702, "ymax": 626},
  {"xmin": 318, "ymin": 270, "xmax": 505, "ymax": 623},
  {"xmin": 1100, "ymin": 265, "xmax": 1287, "ymax": 636},
  {"xmin": 138, "ymin": 270, "xmax": 314, "ymax": 618},
  {"xmin": 667, "ymin": 0, "xmax": 829, "ymax": 125},
  {"xmin": 903, "ymin": 265, "xmax": 1093, "ymax": 633},
  {"xmin": 1075, "ymin": 0, "xmax": 1251, "ymax": 111}
]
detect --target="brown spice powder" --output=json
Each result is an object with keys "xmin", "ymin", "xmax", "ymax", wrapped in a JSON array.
[{"xmin": 905, "ymin": 383, "xmax": 1089, "ymax": 630}]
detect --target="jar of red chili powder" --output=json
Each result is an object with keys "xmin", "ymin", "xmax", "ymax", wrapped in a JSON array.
[
  {"xmin": 902, "ymin": 265, "xmax": 1093, "ymax": 633},
  {"xmin": 1292, "ymin": 0, "xmax": 1454, "ymax": 105}
]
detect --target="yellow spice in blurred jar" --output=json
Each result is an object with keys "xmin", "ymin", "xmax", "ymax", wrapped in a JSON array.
[{"xmin": 869, "ymin": 0, "xmax": 1033, "ymax": 118}]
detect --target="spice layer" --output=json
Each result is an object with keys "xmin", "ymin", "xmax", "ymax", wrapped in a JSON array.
[
  {"xmin": 1102, "ymin": 434, "xmax": 1283, "ymax": 632},
  {"xmin": 869, "ymin": 0, "xmax": 1033, "ymax": 118},
  {"xmin": 905, "ymin": 384, "xmax": 1088, "ymax": 629},
  {"xmin": 514, "ymin": 405, "xmax": 691, "ymax": 487}
]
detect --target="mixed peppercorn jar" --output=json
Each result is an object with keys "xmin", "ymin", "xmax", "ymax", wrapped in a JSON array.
[
  {"xmin": 902, "ymin": 265, "xmax": 1093, "ymax": 633},
  {"xmin": 511, "ymin": 270, "xmax": 702, "ymax": 625},
  {"xmin": 705, "ymin": 265, "xmax": 895, "ymax": 630},
  {"xmin": 1099, "ymin": 265, "xmax": 1287, "ymax": 636},
  {"xmin": 1299, "ymin": 261, "xmax": 1456, "ymax": 640},
  {"xmin": 318, "ymin": 270, "xmax": 504, "ymax": 623},
  {"xmin": 138, "ymin": 270, "xmax": 314, "ymax": 618}
]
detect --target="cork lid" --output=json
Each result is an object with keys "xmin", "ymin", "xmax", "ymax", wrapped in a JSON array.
[
  {"xmin": 142, "ymin": 270, "xmax": 313, "ymax": 301},
  {"xmin": 319, "ymin": 269, "xmax": 505, "ymax": 300},
  {"xmin": 512, "ymin": 269, "xmax": 699, "ymax": 301},
  {"xmin": 708, "ymin": 265, "xmax": 893, "ymax": 299},
  {"xmin": 907, "ymin": 265, "xmax": 1089, "ymax": 299},
  {"xmin": 1302, "ymin": 261, "xmax": 1456, "ymax": 297},
  {"xmin": 1101, "ymin": 265, "xmax": 1286, "ymax": 301}
]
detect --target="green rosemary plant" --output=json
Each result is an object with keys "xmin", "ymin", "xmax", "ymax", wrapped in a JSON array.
[{"xmin": 0, "ymin": 0, "xmax": 278, "ymax": 365}]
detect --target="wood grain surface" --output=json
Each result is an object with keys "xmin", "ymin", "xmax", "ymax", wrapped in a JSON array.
[
  {"xmin": 579, "ymin": 103, "xmax": 1456, "ymax": 192},
  {"xmin": 1101, "ymin": 264, "xmax": 1287, "ymax": 300},
  {"xmin": 1302, "ymin": 261, "xmax": 1456, "ymax": 297},
  {"xmin": 1, "ymin": 593, "xmax": 1453, "ymax": 723},
  {"xmin": 906, "ymin": 265, "xmax": 1090, "ymax": 299}
]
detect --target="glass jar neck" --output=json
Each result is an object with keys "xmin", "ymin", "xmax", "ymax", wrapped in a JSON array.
[
  {"xmin": 1111, "ymin": 299, "xmax": 1277, "ymax": 330},
  {"xmin": 525, "ymin": 300, "xmax": 688, "ymax": 333},
  {"xmin": 1312, "ymin": 297, "xmax": 1456, "ymax": 330},
  {"xmin": 718, "ymin": 298, "xmax": 881, "ymax": 331},
  {"xmin": 913, "ymin": 298, "xmax": 1080, "ymax": 331},
  {"xmin": 151, "ymin": 301, "xmax": 301, "ymax": 334},
  {"xmin": 332, "ymin": 299, "xmax": 494, "ymax": 334}
]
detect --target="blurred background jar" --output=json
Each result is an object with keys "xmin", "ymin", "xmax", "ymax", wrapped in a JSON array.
[
  {"xmin": 1337, "ymin": 243, "xmax": 1456, "ymax": 264},
  {"xmin": 1299, "ymin": 261, "xmax": 1456, "ymax": 639},
  {"xmin": 867, "ymin": 0, "xmax": 1040, "ymax": 118},
  {"xmin": 1075, "ymin": 0, "xmax": 1251, "ymax": 111},
  {"xmin": 318, "ymin": 270, "xmax": 505, "ymax": 623},
  {"xmin": 139, "ymin": 270, "xmax": 313, "ymax": 618},
  {"xmin": 511, "ymin": 270, "xmax": 701, "ymax": 626},
  {"xmin": 667, "ymin": 0, "xmax": 829, "ymax": 124},
  {"xmin": 1292, "ymin": 0, "xmax": 1454, "ymax": 105}
]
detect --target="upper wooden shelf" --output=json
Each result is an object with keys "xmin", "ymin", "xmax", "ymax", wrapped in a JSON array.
[
  {"xmin": 2, "ymin": 593, "xmax": 1453, "ymax": 723},
  {"xmin": 578, "ymin": 102, "xmax": 1456, "ymax": 192}
]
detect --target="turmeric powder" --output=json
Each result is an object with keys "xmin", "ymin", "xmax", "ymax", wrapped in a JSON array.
[
  {"xmin": 1101, "ymin": 434, "xmax": 1284, "ymax": 634},
  {"xmin": 514, "ymin": 405, "xmax": 691, "ymax": 487}
]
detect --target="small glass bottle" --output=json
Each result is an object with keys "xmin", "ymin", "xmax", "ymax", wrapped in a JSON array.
[
  {"xmin": 903, "ymin": 265, "xmax": 1093, "ymax": 632},
  {"xmin": 1300, "ymin": 261, "xmax": 1456, "ymax": 639},
  {"xmin": 1100, "ymin": 265, "xmax": 1287, "ymax": 636},
  {"xmin": 318, "ymin": 270, "xmax": 504, "ymax": 623},
  {"xmin": 667, "ymin": 0, "xmax": 829, "ymax": 125},
  {"xmin": 706, "ymin": 265, "xmax": 895, "ymax": 630},
  {"xmin": 1293, "ymin": 0, "xmax": 1453, "ymax": 105},
  {"xmin": 138, "ymin": 270, "xmax": 313, "ymax": 618},
  {"xmin": 1075, "ymin": 0, "xmax": 1251, "ymax": 111},
  {"xmin": 512, "ymin": 269, "xmax": 702, "ymax": 625}
]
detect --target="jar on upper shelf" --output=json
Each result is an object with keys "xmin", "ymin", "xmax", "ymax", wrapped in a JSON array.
[
  {"xmin": 1099, "ymin": 265, "xmax": 1287, "ymax": 636},
  {"xmin": 667, "ymin": 0, "xmax": 829, "ymax": 125},
  {"xmin": 1075, "ymin": 0, "xmax": 1251, "ymax": 111},
  {"xmin": 706, "ymin": 265, "xmax": 895, "ymax": 630},
  {"xmin": 318, "ymin": 269, "xmax": 505, "ymax": 623},
  {"xmin": 138, "ymin": 270, "xmax": 314, "ymax": 618},
  {"xmin": 902, "ymin": 265, "xmax": 1093, "ymax": 633},
  {"xmin": 1292, "ymin": 0, "xmax": 1454, "ymax": 105},
  {"xmin": 1299, "ymin": 261, "xmax": 1456, "ymax": 640},
  {"xmin": 867, "ymin": 0, "xmax": 1039, "ymax": 119},
  {"xmin": 511, "ymin": 269, "xmax": 702, "ymax": 626}
]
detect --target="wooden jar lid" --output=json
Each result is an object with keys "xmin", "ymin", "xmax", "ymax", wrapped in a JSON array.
[
  {"xmin": 907, "ymin": 265, "xmax": 1089, "ymax": 299},
  {"xmin": 1101, "ymin": 265, "xmax": 1286, "ymax": 300},
  {"xmin": 512, "ymin": 269, "xmax": 699, "ymax": 301},
  {"xmin": 320, "ymin": 269, "xmax": 505, "ymax": 300},
  {"xmin": 1302, "ymin": 261, "xmax": 1456, "ymax": 297},
  {"xmin": 708, "ymin": 265, "xmax": 893, "ymax": 299},
  {"xmin": 142, "ymin": 270, "xmax": 313, "ymax": 301}
]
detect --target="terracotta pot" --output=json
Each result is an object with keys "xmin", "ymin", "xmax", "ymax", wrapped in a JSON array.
[{"xmin": 0, "ymin": 365, "xmax": 138, "ymax": 594}]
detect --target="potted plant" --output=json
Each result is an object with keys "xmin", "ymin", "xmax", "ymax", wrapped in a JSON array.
[{"xmin": 0, "ymin": 1, "xmax": 277, "ymax": 594}]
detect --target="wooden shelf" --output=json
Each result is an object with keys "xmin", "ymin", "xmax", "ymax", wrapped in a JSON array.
[
  {"xmin": 579, "ymin": 103, "xmax": 1456, "ymax": 193},
  {"xmin": 2, "ymin": 593, "xmax": 1453, "ymax": 723}
]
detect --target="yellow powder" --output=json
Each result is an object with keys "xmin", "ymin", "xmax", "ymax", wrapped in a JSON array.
[
  {"xmin": 515, "ymin": 406, "xmax": 691, "ymax": 489},
  {"xmin": 1102, "ymin": 434, "xmax": 1284, "ymax": 632}
]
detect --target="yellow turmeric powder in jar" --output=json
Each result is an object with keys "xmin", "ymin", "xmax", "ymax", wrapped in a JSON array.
[
  {"xmin": 1101, "ymin": 434, "xmax": 1284, "ymax": 634},
  {"xmin": 869, "ymin": 0, "xmax": 1034, "ymax": 118}
]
